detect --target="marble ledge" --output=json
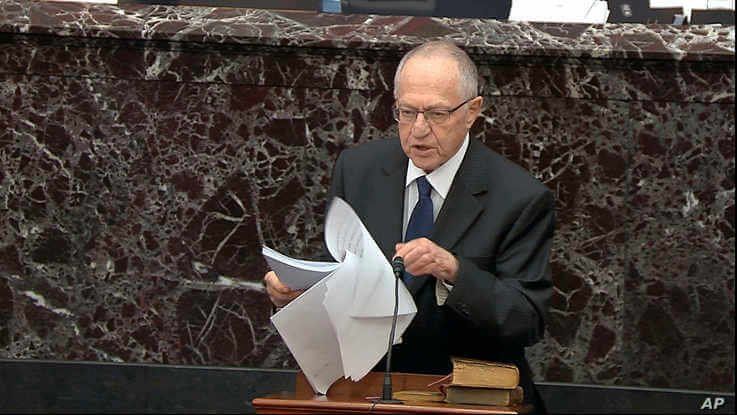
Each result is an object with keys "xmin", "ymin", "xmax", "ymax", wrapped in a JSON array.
[{"xmin": 0, "ymin": 0, "xmax": 734, "ymax": 62}]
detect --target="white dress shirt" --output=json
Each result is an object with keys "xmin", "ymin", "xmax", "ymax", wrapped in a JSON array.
[{"xmin": 403, "ymin": 134, "xmax": 470, "ymax": 305}]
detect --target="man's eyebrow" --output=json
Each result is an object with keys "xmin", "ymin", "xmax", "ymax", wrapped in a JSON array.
[{"xmin": 397, "ymin": 104, "xmax": 452, "ymax": 110}]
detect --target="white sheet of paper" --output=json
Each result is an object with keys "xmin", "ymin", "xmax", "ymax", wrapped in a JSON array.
[
  {"xmin": 324, "ymin": 198, "xmax": 365, "ymax": 262},
  {"xmin": 270, "ymin": 197, "xmax": 417, "ymax": 394},
  {"xmin": 325, "ymin": 198, "xmax": 415, "ymax": 318},
  {"xmin": 704, "ymin": 0, "xmax": 735, "ymax": 9},
  {"xmin": 262, "ymin": 246, "xmax": 339, "ymax": 290},
  {"xmin": 509, "ymin": 0, "xmax": 609, "ymax": 23},
  {"xmin": 650, "ymin": 0, "xmax": 707, "ymax": 8},
  {"xmin": 271, "ymin": 276, "xmax": 344, "ymax": 394},
  {"xmin": 583, "ymin": 1, "xmax": 611, "ymax": 23},
  {"xmin": 324, "ymin": 247, "xmax": 415, "ymax": 381},
  {"xmin": 509, "ymin": 0, "xmax": 586, "ymax": 22},
  {"xmin": 323, "ymin": 198, "xmax": 416, "ymax": 380}
]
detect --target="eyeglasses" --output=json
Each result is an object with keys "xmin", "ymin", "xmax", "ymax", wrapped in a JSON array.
[{"xmin": 393, "ymin": 97, "xmax": 476, "ymax": 125}]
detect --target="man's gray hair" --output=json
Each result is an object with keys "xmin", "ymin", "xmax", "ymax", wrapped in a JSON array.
[{"xmin": 393, "ymin": 40, "xmax": 479, "ymax": 100}]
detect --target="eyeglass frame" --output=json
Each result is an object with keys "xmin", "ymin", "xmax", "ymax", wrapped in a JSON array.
[{"xmin": 392, "ymin": 96, "xmax": 478, "ymax": 125}]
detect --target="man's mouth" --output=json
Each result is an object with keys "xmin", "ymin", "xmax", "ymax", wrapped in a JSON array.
[{"xmin": 413, "ymin": 145, "xmax": 434, "ymax": 152}]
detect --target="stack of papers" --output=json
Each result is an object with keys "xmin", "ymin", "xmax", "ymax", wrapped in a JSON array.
[
  {"xmin": 509, "ymin": 0, "xmax": 610, "ymax": 23},
  {"xmin": 263, "ymin": 197, "xmax": 417, "ymax": 394}
]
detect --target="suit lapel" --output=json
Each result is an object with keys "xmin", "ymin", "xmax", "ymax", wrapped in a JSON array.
[
  {"xmin": 366, "ymin": 147, "xmax": 407, "ymax": 262},
  {"xmin": 407, "ymin": 139, "xmax": 489, "ymax": 295}
]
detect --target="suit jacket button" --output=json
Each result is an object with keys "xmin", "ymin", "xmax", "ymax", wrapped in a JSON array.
[{"xmin": 459, "ymin": 304, "xmax": 470, "ymax": 316}]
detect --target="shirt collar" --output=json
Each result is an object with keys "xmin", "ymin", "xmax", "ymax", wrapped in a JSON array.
[{"xmin": 405, "ymin": 133, "xmax": 470, "ymax": 199}]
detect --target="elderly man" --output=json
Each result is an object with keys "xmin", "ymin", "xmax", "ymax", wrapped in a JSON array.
[{"xmin": 264, "ymin": 40, "xmax": 554, "ymax": 414}]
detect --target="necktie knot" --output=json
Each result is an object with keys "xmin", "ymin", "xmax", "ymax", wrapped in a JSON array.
[{"xmin": 416, "ymin": 176, "xmax": 432, "ymax": 199}]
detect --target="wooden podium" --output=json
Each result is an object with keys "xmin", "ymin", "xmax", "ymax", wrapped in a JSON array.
[{"xmin": 252, "ymin": 371, "xmax": 531, "ymax": 414}]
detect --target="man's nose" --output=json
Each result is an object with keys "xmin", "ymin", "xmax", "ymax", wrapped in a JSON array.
[{"xmin": 411, "ymin": 113, "xmax": 432, "ymax": 136}]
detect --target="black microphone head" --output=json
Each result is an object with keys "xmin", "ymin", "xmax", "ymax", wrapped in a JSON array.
[{"xmin": 392, "ymin": 256, "xmax": 404, "ymax": 275}]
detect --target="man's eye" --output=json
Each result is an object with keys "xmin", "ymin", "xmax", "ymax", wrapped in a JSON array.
[
  {"xmin": 426, "ymin": 110, "xmax": 448, "ymax": 120},
  {"xmin": 399, "ymin": 109, "xmax": 417, "ymax": 117}
]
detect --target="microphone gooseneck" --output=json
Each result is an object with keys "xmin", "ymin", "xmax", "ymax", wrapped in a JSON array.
[{"xmin": 380, "ymin": 256, "xmax": 405, "ymax": 403}]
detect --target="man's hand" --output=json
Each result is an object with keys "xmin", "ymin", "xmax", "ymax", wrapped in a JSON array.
[
  {"xmin": 394, "ymin": 238, "xmax": 459, "ymax": 284},
  {"xmin": 263, "ymin": 271, "xmax": 303, "ymax": 307}
]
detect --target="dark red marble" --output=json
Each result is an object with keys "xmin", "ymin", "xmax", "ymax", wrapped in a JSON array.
[{"xmin": 622, "ymin": 101, "xmax": 735, "ymax": 391}]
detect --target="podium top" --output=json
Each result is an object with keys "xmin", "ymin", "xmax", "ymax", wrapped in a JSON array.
[{"xmin": 252, "ymin": 371, "xmax": 531, "ymax": 414}]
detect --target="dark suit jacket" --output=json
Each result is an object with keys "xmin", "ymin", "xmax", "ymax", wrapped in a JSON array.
[{"xmin": 327, "ymin": 137, "xmax": 555, "ymax": 412}]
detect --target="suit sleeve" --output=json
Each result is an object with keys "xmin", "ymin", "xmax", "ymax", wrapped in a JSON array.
[{"xmin": 444, "ymin": 190, "xmax": 555, "ymax": 347}]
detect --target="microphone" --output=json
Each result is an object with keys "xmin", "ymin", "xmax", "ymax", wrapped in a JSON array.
[
  {"xmin": 392, "ymin": 256, "xmax": 405, "ymax": 278},
  {"xmin": 379, "ymin": 256, "xmax": 405, "ymax": 404}
]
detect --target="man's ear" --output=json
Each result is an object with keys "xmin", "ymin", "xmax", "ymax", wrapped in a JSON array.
[{"xmin": 466, "ymin": 96, "xmax": 484, "ymax": 127}]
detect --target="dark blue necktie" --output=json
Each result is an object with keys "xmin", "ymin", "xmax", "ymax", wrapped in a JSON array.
[{"xmin": 403, "ymin": 175, "xmax": 434, "ymax": 283}]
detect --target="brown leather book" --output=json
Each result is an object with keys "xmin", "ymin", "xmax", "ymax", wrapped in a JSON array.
[
  {"xmin": 395, "ymin": 358, "xmax": 523, "ymax": 407},
  {"xmin": 392, "ymin": 390, "xmax": 445, "ymax": 402},
  {"xmin": 450, "ymin": 357, "xmax": 520, "ymax": 389},
  {"xmin": 444, "ymin": 385, "xmax": 524, "ymax": 406}
]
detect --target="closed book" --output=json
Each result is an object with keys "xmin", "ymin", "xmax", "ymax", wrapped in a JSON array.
[
  {"xmin": 445, "ymin": 385, "xmax": 524, "ymax": 406},
  {"xmin": 393, "ymin": 390, "xmax": 445, "ymax": 403},
  {"xmin": 451, "ymin": 357, "xmax": 520, "ymax": 389}
]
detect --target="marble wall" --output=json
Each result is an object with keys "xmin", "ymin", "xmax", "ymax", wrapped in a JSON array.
[{"xmin": 0, "ymin": 0, "xmax": 734, "ymax": 392}]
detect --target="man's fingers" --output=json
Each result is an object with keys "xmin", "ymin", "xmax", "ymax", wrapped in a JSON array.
[
  {"xmin": 267, "ymin": 285, "xmax": 302, "ymax": 307},
  {"xmin": 405, "ymin": 252, "xmax": 434, "ymax": 276},
  {"xmin": 264, "ymin": 271, "xmax": 293, "ymax": 293},
  {"xmin": 394, "ymin": 238, "xmax": 457, "ymax": 281},
  {"xmin": 395, "ymin": 239, "xmax": 423, "ymax": 260},
  {"xmin": 395, "ymin": 238, "xmax": 433, "ymax": 274},
  {"xmin": 269, "ymin": 288, "xmax": 300, "ymax": 307},
  {"xmin": 263, "ymin": 270, "xmax": 303, "ymax": 307}
]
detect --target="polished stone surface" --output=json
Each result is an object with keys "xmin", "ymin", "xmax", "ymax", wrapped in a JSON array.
[
  {"xmin": 0, "ymin": 0, "xmax": 734, "ymax": 393},
  {"xmin": 0, "ymin": 0, "xmax": 734, "ymax": 61}
]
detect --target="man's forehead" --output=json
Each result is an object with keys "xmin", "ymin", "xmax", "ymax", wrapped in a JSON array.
[
  {"xmin": 403, "ymin": 54, "xmax": 457, "ymax": 73},
  {"xmin": 397, "ymin": 57, "xmax": 460, "ymax": 95}
]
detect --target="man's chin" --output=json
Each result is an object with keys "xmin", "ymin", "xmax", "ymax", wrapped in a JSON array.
[{"xmin": 410, "ymin": 157, "xmax": 440, "ymax": 173}]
